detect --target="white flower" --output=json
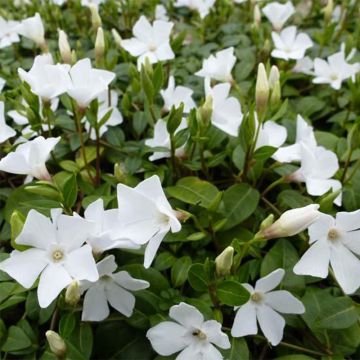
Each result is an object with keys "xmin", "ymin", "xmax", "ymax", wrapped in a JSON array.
[
  {"xmin": 50, "ymin": 0, "xmax": 67, "ymax": 4},
  {"xmin": 290, "ymin": 142, "xmax": 342, "ymax": 205},
  {"xmin": 81, "ymin": 0, "xmax": 104, "ymax": 8},
  {"xmin": 294, "ymin": 210, "xmax": 360, "ymax": 294},
  {"xmin": 0, "ymin": 101, "xmax": 16, "ymax": 143},
  {"xmin": 0, "ymin": 17, "xmax": 20, "ymax": 48},
  {"xmin": 145, "ymin": 118, "xmax": 187, "ymax": 161},
  {"xmin": 255, "ymin": 120, "xmax": 288, "ymax": 155},
  {"xmin": 0, "ymin": 209, "xmax": 98, "ymax": 308},
  {"xmin": 147, "ymin": 302, "xmax": 230, "ymax": 359},
  {"xmin": 84, "ymin": 89, "xmax": 123, "ymax": 140},
  {"xmin": 205, "ymin": 78, "xmax": 243, "ymax": 137},
  {"xmin": 174, "ymin": 0, "xmax": 216, "ymax": 19},
  {"xmin": 195, "ymin": 47, "xmax": 236, "ymax": 83},
  {"xmin": 312, "ymin": 50, "xmax": 360, "ymax": 90},
  {"xmin": 273, "ymin": 114, "xmax": 316, "ymax": 163},
  {"xmin": 18, "ymin": 54, "xmax": 71, "ymax": 101},
  {"xmin": 262, "ymin": 1, "xmax": 295, "ymax": 31},
  {"xmin": 121, "ymin": 16, "xmax": 174, "ymax": 70},
  {"xmin": 16, "ymin": 13, "xmax": 46, "ymax": 47},
  {"xmin": 80, "ymin": 255, "xmax": 149, "ymax": 321},
  {"xmin": 160, "ymin": 76, "xmax": 196, "ymax": 113},
  {"xmin": 82, "ymin": 198, "xmax": 140, "ymax": 254},
  {"xmin": 116, "ymin": 175, "xmax": 181, "ymax": 268},
  {"xmin": 231, "ymin": 269, "xmax": 305, "ymax": 346},
  {"xmin": 0, "ymin": 136, "xmax": 60, "ymax": 181},
  {"xmin": 271, "ymin": 26, "xmax": 313, "ymax": 60},
  {"xmin": 155, "ymin": 4, "xmax": 169, "ymax": 21},
  {"xmin": 261, "ymin": 204, "xmax": 320, "ymax": 240},
  {"xmin": 293, "ymin": 56, "xmax": 314, "ymax": 75},
  {"xmin": 67, "ymin": 58, "xmax": 115, "ymax": 108}
]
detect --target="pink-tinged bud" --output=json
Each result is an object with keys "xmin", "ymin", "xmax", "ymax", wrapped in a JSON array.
[{"xmin": 261, "ymin": 204, "xmax": 320, "ymax": 240}]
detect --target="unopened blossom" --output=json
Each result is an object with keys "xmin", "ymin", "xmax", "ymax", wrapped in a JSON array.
[
  {"xmin": 116, "ymin": 175, "xmax": 181, "ymax": 268},
  {"xmin": 255, "ymin": 63, "xmax": 269, "ymax": 117},
  {"xmin": 231, "ymin": 269, "xmax": 305, "ymax": 346},
  {"xmin": 155, "ymin": 4, "xmax": 169, "ymax": 21},
  {"xmin": 82, "ymin": 198, "xmax": 139, "ymax": 255},
  {"xmin": 261, "ymin": 204, "xmax": 320, "ymax": 240},
  {"xmin": 16, "ymin": 13, "xmax": 46, "ymax": 48},
  {"xmin": 271, "ymin": 26, "xmax": 313, "ymax": 60},
  {"xmin": 174, "ymin": 0, "xmax": 216, "ymax": 19},
  {"xmin": 195, "ymin": 47, "xmax": 236, "ymax": 82},
  {"xmin": 160, "ymin": 76, "xmax": 196, "ymax": 113},
  {"xmin": 84, "ymin": 90, "xmax": 123, "ymax": 140},
  {"xmin": 81, "ymin": 255, "xmax": 149, "ymax": 321},
  {"xmin": 0, "ymin": 136, "xmax": 60, "ymax": 181},
  {"xmin": 46, "ymin": 331, "xmax": 66, "ymax": 358},
  {"xmin": 312, "ymin": 50, "xmax": 360, "ymax": 90},
  {"xmin": 0, "ymin": 101, "xmax": 16, "ymax": 143},
  {"xmin": 18, "ymin": 54, "xmax": 71, "ymax": 101},
  {"xmin": 58, "ymin": 29, "xmax": 71, "ymax": 64},
  {"xmin": 121, "ymin": 16, "xmax": 174, "ymax": 70},
  {"xmin": 262, "ymin": 1, "xmax": 295, "ymax": 31},
  {"xmin": 145, "ymin": 118, "xmax": 188, "ymax": 161},
  {"xmin": 294, "ymin": 210, "xmax": 360, "ymax": 294},
  {"xmin": 0, "ymin": 210, "xmax": 98, "ymax": 307},
  {"xmin": 147, "ymin": 302, "xmax": 230, "ymax": 359},
  {"xmin": 204, "ymin": 78, "xmax": 243, "ymax": 137},
  {"xmin": 67, "ymin": 58, "xmax": 115, "ymax": 108},
  {"xmin": 290, "ymin": 143, "xmax": 342, "ymax": 205},
  {"xmin": 0, "ymin": 17, "xmax": 20, "ymax": 48},
  {"xmin": 215, "ymin": 246, "xmax": 234, "ymax": 277}
]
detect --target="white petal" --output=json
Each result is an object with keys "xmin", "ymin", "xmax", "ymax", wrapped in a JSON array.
[
  {"xmin": 96, "ymin": 255, "xmax": 117, "ymax": 277},
  {"xmin": 257, "ymin": 305, "xmax": 285, "ymax": 346},
  {"xmin": 201, "ymin": 320, "xmax": 230, "ymax": 349},
  {"xmin": 105, "ymin": 282, "xmax": 135, "ymax": 317},
  {"xmin": 112, "ymin": 271, "xmax": 149, "ymax": 291},
  {"xmin": 231, "ymin": 302, "xmax": 257, "ymax": 337},
  {"xmin": 308, "ymin": 214, "xmax": 334, "ymax": 244},
  {"xmin": 82, "ymin": 284, "xmax": 109, "ymax": 321},
  {"xmin": 255, "ymin": 268, "xmax": 285, "ymax": 293},
  {"xmin": 265, "ymin": 290, "xmax": 305, "ymax": 314},
  {"xmin": 293, "ymin": 239, "xmax": 330, "ymax": 278},
  {"xmin": 37, "ymin": 264, "xmax": 72, "ymax": 308},
  {"xmin": 336, "ymin": 210, "xmax": 360, "ymax": 232},
  {"xmin": 169, "ymin": 302, "xmax": 204, "ymax": 328},
  {"xmin": 121, "ymin": 38, "xmax": 148, "ymax": 57},
  {"xmin": 143, "ymin": 229, "xmax": 167, "ymax": 268}
]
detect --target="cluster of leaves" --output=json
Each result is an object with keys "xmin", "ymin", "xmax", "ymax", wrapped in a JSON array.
[{"xmin": 0, "ymin": 0, "xmax": 360, "ymax": 359}]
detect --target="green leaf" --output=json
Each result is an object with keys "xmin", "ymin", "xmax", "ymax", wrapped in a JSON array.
[
  {"xmin": 171, "ymin": 256, "xmax": 192, "ymax": 288},
  {"xmin": 253, "ymin": 146, "xmax": 277, "ymax": 161},
  {"xmin": 232, "ymin": 144, "xmax": 245, "ymax": 171},
  {"xmin": 221, "ymin": 337, "xmax": 249, "ymax": 360},
  {"xmin": 166, "ymin": 177, "xmax": 220, "ymax": 209},
  {"xmin": 10, "ymin": 210, "xmax": 27, "ymax": 251},
  {"xmin": 217, "ymin": 280, "xmax": 250, "ymax": 306},
  {"xmin": 62, "ymin": 174, "xmax": 78, "ymax": 209},
  {"xmin": 154, "ymin": 252, "xmax": 176, "ymax": 271},
  {"xmin": 220, "ymin": 184, "xmax": 259, "ymax": 230},
  {"xmin": 188, "ymin": 264, "xmax": 209, "ymax": 292},
  {"xmin": 167, "ymin": 104, "xmax": 184, "ymax": 134},
  {"xmin": 59, "ymin": 313, "xmax": 76, "ymax": 339},
  {"xmin": 2, "ymin": 326, "xmax": 32, "ymax": 352}
]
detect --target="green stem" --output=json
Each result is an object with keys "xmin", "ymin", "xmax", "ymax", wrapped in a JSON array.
[{"xmin": 261, "ymin": 176, "xmax": 285, "ymax": 197}]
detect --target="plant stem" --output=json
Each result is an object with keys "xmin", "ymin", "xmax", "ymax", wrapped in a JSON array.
[{"xmin": 261, "ymin": 176, "xmax": 285, "ymax": 197}]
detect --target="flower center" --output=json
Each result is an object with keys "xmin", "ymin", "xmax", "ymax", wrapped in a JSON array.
[
  {"xmin": 52, "ymin": 249, "xmax": 64, "ymax": 262},
  {"xmin": 328, "ymin": 228, "xmax": 340, "ymax": 242},
  {"xmin": 159, "ymin": 213, "xmax": 170, "ymax": 226},
  {"xmin": 192, "ymin": 329, "xmax": 207, "ymax": 340},
  {"xmin": 148, "ymin": 44, "xmax": 157, "ymax": 52},
  {"xmin": 330, "ymin": 74, "xmax": 339, "ymax": 81},
  {"xmin": 251, "ymin": 292, "xmax": 263, "ymax": 303}
]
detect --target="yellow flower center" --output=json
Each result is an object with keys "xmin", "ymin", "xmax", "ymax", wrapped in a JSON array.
[
  {"xmin": 251, "ymin": 292, "xmax": 263, "ymax": 303},
  {"xmin": 52, "ymin": 249, "xmax": 64, "ymax": 262},
  {"xmin": 192, "ymin": 329, "xmax": 207, "ymax": 340},
  {"xmin": 328, "ymin": 228, "xmax": 340, "ymax": 242}
]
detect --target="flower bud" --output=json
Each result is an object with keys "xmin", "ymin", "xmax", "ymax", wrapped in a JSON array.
[
  {"xmin": 270, "ymin": 80, "xmax": 281, "ymax": 107},
  {"xmin": 259, "ymin": 214, "xmax": 274, "ymax": 231},
  {"xmin": 90, "ymin": 4, "xmax": 102, "ymax": 30},
  {"xmin": 65, "ymin": 280, "xmax": 80, "ymax": 306},
  {"xmin": 323, "ymin": 0, "xmax": 333, "ymax": 23},
  {"xmin": 46, "ymin": 330, "xmax": 66, "ymax": 358},
  {"xmin": 268, "ymin": 66, "xmax": 280, "ymax": 90},
  {"xmin": 95, "ymin": 27, "xmax": 105, "ymax": 66},
  {"xmin": 261, "ymin": 204, "xmax": 320, "ymax": 240},
  {"xmin": 255, "ymin": 63, "xmax": 269, "ymax": 119},
  {"xmin": 215, "ymin": 246, "xmax": 234, "ymax": 277},
  {"xmin": 111, "ymin": 28, "xmax": 122, "ymax": 48},
  {"xmin": 58, "ymin": 30, "xmax": 71, "ymax": 64},
  {"xmin": 198, "ymin": 95, "xmax": 213, "ymax": 129},
  {"xmin": 71, "ymin": 50, "xmax": 77, "ymax": 64},
  {"xmin": 253, "ymin": 5, "xmax": 261, "ymax": 27}
]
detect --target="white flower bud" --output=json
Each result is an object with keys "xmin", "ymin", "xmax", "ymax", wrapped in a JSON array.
[
  {"xmin": 253, "ymin": 5, "xmax": 261, "ymax": 27},
  {"xmin": 90, "ymin": 4, "xmax": 102, "ymax": 30},
  {"xmin": 215, "ymin": 246, "xmax": 234, "ymax": 277},
  {"xmin": 95, "ymin": 27, "xmax": 105, "ymax": 65},
  {"xmin": 198, "ymin": 95, "xmax": 213, "ymax": 128},
  {"xmin": 46, "ymin": 330, "xmax": 66, "ymax": 358},
  {"xmin": 111, "ymin": 28, "xmax": 122, "ymax": 47},
  {"xmin": 58, "ymin": 29, "xmax": 71, "ymax": 64},
  {"xmin": 261, "ymin": 204, "xmax": 320, "ymax": 240},
  {"xmin": 323, "ymin": 0, "xmax": 333, "ymax": 23},
  {"xmin": 268, "ymin": 66, "xmax": 280, "ymax": 90},
  {"xmin": 65, "ymin": 280, "xmax": 80, "ymax": 306},
  {"xmin": 255, "ymin": 63, "xmax": 269, "ymax": 119}
]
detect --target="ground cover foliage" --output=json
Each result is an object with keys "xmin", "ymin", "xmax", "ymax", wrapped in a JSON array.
[{"xmin": 0, "ymin": 0, "xmax": 360, "ymax": 359}]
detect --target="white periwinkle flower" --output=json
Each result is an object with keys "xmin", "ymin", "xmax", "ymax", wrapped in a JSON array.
[
  {"xmin": 116, "ymin": 175, "xmax": 181, "ymax": 268},
  {"xmin": 85, "ymin": 89, "xmax": 123, "ymax": 140},
  {"xmin": 81, "ymin": 0, "xmax": 104, "ymax": 8},
  {"xmin": 145, "ymin": 118, "xmax": 187, "ymax": 161},
  {"xmin": 0, "ymin": 210, "xmax": 98, "ymax": 308},
  {"xmin": 262, "ymin": 1, "xmax": 295, "ymax": 31},
  {"xmin": 0, "ymin": 101, "xmax": 16, "ymax": 143},
  {"xmin": 121, "ymin": 16, "xmax": 174, "ymax": 70},
  {"xmin": 81, "ymin": 255, "xmax": 149, "ymax": 321},
  {"xmin": 0, "ymin": 136, "xmax": 60, "ymax": 181},
  {"xmin": 231, "ymin": 269, "xmax": 305, "ymax": 346},
  {"xmin": 294, "ymin": 210, "xmax": 360, "ymax": 294},
  {"xmin": 293, "ymin": 56, "xmax": 314, "ymax": 75},
  {"xmin": 205, "ymin": 78, "xmax": 243, "ymax": 137},
  {"xmin": 0, "ymin": 17, "xmax": 20, "ymax": 48},
  {"xmin": 16, "ymin": 13, "xmax": 46, "ymax": 48},
  {"xmin": 155, "ymin": 4, "xmax": 169, "ymax": 21},
  {"xmin": 271, "ymin": 26, "xmax": 313, "ymax": 60},
  {"xmin": 174, "ymin": 0, "xmax": 216, "ymax": 19},
  {"xmin": 312, "ymin": 50, "xmax": 360, "ymax": 90},
  {"xmin": 161, "ymin": 76, "xmax": 196, "ymax": 113},
  {"xmin": 18, "ymin": 54, "xmax": 71, "ymax": 101},
  {"xmin": 147, "ymin": 302, "xmax": 230, "ymax": 359},
  {"xmin": 67, "ymin": 58, "xmax": 115, "ymax": 108},
  {"xmin": 195, "ymin": 47, "xmax": 236, "ymax": 83}
]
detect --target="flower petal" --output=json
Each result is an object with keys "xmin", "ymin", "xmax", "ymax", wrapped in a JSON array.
[
  {"xmin": 82, "ymin": 284, "xmax": 109, "ymax": 321},
  {"xmin": 105, "ymin": 282, "xmax": 135, "ymax": 317},
  {"xmin": 231, "ymin": 302, "xmax": 257, "ymax": 337},
  {"xmin": 255, "ymin": 268, "xmax": 285, "ymax": 293},
  {"xmin": 201, "ymin": 320, "xmax": 230, "ymax": 349},
  {"xmin": 336, "ymin": 210, "xmax": 360, "ymax": 232},
  {"xmin": 257, "ymin": 305, "xmax": 285, "ymax": 346},
  {"xmin": 265, "ymin": 290, "xmax": 305, "ymax": 314},
  {"xmin": 169, "ymin": 302, "xmax": 204, "ymax": 328},
  {"xmin": 112, "ymin": 271, "xmax": 149, "ymax": 291},
  {"xmin": 143, "ymin": 229, "xmax": 167, "ymax": 269}
]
